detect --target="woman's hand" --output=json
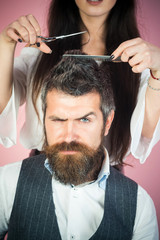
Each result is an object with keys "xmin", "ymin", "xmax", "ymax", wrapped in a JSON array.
[
  {"xmin": 112, "ymin": 38, "xmax": 160, "ymax": 76},
  {"xmin": 1, "ymin": 14, "xmax": 52, "ymax": 54}
]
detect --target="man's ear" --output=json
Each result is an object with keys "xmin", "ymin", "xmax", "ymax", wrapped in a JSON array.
[{"xmin": 104, "ymin": 110, "xmax": 115, "ymax": 136}]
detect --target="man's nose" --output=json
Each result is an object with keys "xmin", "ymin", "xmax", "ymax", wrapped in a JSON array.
[{"xmin": 63, "ymin": 121, "xmax": 77, "ymax": 143}]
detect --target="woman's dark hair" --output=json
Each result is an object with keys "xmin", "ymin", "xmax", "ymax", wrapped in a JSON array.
[{"xmin": 32, "ymin": 0, "xmax": 140, "ymax": 165}]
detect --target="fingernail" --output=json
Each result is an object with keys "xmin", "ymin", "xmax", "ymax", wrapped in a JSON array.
[
  {"xmin": 36, "ymin": 42, "xmax": 40, "ymax": 47},
  {"xmin": 49, "ymin": 50, "xmax": 52, "ymax": 54},
  {"xmin": 18, "ymin": 38, "xmax": 23, "ymax": 43},
  {"xmin": 110, "ymin": 54, "xmax": 115, "ymax": 59}
]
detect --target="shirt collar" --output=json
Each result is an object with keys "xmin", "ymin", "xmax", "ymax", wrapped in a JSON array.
[
  {"xmin": 44, "ymin": 147, "xmax": 110, "ymax": 190},
  {"xmin": 96, "ymin": 148, "xmax": 110, "ymax": 190}
]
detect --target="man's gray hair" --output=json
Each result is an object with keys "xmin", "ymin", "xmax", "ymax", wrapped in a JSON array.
[{"xmin": 41, "ymin": 50, "xmax": 115, "ymax": 121}]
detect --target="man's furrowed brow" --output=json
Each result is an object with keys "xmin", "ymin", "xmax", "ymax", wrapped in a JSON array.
[
  {"xmin": 48, "ymin": 115, "xmax": 68, "ymax": 121},
  {"xmin": 48, "ymin": 112, "xmax": 96, "ymax": 121},
  {"xmin": 76, "ymin": 112, "xmax": 96, "ymax": 120}
]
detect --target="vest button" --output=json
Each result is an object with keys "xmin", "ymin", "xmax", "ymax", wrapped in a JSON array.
[{"xmin": 70, "ymin": 235, "xmax": 76, "ymax": 239}]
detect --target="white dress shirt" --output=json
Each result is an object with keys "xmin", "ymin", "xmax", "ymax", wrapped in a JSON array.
[
  {"xmin": 0, "ymin": 150, "xmax": 159, "ymax": 240},
  {"xmin": 0, "ymin": 48, "xmax": 160, "ymax": 163}
]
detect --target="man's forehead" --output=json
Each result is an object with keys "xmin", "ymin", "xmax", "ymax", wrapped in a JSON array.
[
  {"xmin": 47, "ymin": 89, "xmax": 101, "ymax": 104},
  {"xmin": 46, "ymin": 89, "xmax": 101, "ymax": 117}
]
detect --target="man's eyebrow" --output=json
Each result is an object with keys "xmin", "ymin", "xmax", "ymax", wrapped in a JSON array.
[
  {"xmin": 48, "ymin": 115, "xmax": 67, "ymax": 121},
  {"xmin": 76, "ymin": 112, "xmax": 96, "ymax": 120},
  {"xmin": 48, "ymin": 112, "xmax": 96, "ymax": 121}
]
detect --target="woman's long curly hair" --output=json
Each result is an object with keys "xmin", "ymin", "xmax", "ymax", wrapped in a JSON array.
[{"xmin": 32, "ymin": 0, "xmax": 140, "ymax": 165}]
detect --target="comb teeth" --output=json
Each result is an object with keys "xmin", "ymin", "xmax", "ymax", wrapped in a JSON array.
[{"xmin": 62, "ymin": 54, "xmax": 121, "ymax": 62}]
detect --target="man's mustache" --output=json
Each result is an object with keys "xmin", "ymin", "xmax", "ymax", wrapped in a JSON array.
[{"xmin": 45, "ymin": 141, "xmax": 91, "ymax": 153}]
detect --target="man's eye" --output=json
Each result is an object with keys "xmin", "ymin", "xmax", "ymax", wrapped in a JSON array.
[{"xmin": 80, "ymin": 118, "xmax": 89, "ymax": 123}]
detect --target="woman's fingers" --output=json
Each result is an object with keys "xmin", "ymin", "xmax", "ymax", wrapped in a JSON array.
[
  {"xmin": 37, "ymin": 42, "xmax": 52, "ymax": 54},
  {"xmin": 7, "ymin": 20, "xmax": 31, "ymax": 43},
  {"xmin": 112, "ymin": 38, "xmax": 160, "ymax": 73},
  {"xmin": 26, "ymin": 14, "xmax": 41, "ymax": 43},
  {"xmin": 25, "ymin": 42, "xmax": 52, "ymax": 54},
  {"xmin": 5, "ymin": 15, "xmax": 40, "ymax": 44},
  {"xmin": 4, "ymin": 15, "xmax": 52, "ymax": 53},
  {"xmin": 112, "ymin": 38, "xmax": 141, "ymax": 59},
  {"xmin": 16, "ymin": 15, "xmax": 37, "ymax": 43}
]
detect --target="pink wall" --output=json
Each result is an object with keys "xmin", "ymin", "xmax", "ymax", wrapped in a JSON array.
[
  {"xmin": 0, "ymin": 0, "xmax": 160, "ymax": 232},
  {"xmin": 124, "ymin": 0, "xmax": 160, "ymax": 232}
]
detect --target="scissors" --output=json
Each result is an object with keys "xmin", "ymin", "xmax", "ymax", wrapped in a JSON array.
[
  {"xmin": 28, "ymin": 31, "xmax": 87, "ymax": 46},
  {"xmin": 62, "ymin": 54, "xmax": 121, "ymax": 62},
  {"xmin": 38, "ymin": 31, "xmax": 87, "ymax": 42}
]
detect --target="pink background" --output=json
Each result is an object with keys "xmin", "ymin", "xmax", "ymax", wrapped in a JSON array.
[{"xmin": 0, "ymin": 0, "xmax": 160, "ymax": 232}]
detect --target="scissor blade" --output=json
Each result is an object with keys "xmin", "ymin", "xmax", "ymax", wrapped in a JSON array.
[
  {"xmin": 38, "ymin": 31, "xmax": 87, "ymax": 42},
  {"xmin": 55, "ymin": 31, "xmax": 87, "ymax": 40},
  {"xmin": 63, "ymin": 54, "xmax": 121, "ymax": 62}
]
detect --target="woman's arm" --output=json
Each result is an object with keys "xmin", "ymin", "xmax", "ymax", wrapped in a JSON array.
[
  {"xmin": 143, "ymin": 69, "xmax": 160, "ymax": 138},
  {"xmin": 0, "ymin": 14, "xmax": 51, "ymax": 114},
  {"xmin": 112, "ymin": 38, "xmax": 160, "ymax": 139},
  {"xmin": 0, "ymin": 30, "xmax": 16, "ymax": 113}
]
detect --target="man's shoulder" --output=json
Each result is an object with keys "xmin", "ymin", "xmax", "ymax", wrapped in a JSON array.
[
  {"xmin": 20, "ymin": 153, "xmax": 48, "ymax": 175},
  {"xmin": 0, "ymin": 161, "xmax": 23, "ymax": 191},
  {"xmin": 109, "ymin": 166, "xmax": 138, "ymax": 189},
  {"xmin": 15, "ymin": 154, "xmax": 50, "ymax": 186},
  {"xmin": 22, "ymin": 153, "xmax": 46, "ymax": 166}
]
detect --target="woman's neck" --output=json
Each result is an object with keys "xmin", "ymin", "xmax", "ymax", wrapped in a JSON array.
[{"xmin": 81, "ymin": 15, "xmax": 107, "ymax": 55}]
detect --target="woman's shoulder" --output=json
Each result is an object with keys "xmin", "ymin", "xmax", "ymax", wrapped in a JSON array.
[
  {"xmin": 13, "ymin": 47, "xmax": 41, "ymax": 78},
  {"xmin": 15, "ymin": 47, "xmax": 41, "ymax": 65},
  {"xmin": 20, "ymin": 46, "xmax": 41, "ymax": 56}
]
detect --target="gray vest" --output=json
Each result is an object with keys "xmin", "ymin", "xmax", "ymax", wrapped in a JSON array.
[{"xmin": 7, "ymin": 154, "xmax": 137, "ymax": 240}]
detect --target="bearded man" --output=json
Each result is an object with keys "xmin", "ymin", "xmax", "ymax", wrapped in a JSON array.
[{"xmin": 0, "ymin": 50, "xmax": 158, "ymax": 240}]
